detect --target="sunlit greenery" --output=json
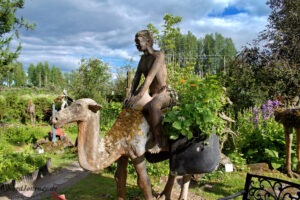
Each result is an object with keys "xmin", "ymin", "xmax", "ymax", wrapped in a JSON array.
[
  {"xmin": 0, "ymin": 0, "xmax": 35, "ymax": 80},
  {"xmin": 164, "ymin": 74, "xmax": 228, "ymax": 139},
  {"xmin": 0, "ymin": 1, "xmax": 299, "ymax": 199}
]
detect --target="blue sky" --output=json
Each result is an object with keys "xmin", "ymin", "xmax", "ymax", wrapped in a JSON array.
[
  {"xmin": 16, "ymin": 0, "xmax": 271, "ymax": 74},
  {"xmin": 209, "ymin": 5, "xmax": 247, "ymax": 17}
]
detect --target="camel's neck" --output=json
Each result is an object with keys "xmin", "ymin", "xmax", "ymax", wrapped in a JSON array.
[{"xmin": 77, "ymin": 114, "xmax": 122, "ymax": 171}]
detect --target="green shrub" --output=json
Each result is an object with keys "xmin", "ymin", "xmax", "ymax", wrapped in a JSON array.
[
  {"xmin": 62, "ymin": 124, "xmax": 79, "ymax": 141},
  {"xmin": 0, "ymin": 95, "xmax": 7, "ymax": 121},
  {"xmin": 101, "ymin": 102, "xmax": 122, "ymax": 132},
  {"xmin": 34, "ymin": 96, "xmax": 53, "ymax": 122},
  {"xmin": 164, "ymin": 75, "xmax": 228, "ymax": 140},
  {"xmin": 4, "ymin": 126, "xmax": 30, "ymax": 145},
  {"xmin": 235, "ymin": 100, "xmax": 286, "ymax": 169},
  {"xmin": 0, "ymin": 145, "xmax": 47, "ymax": 182},
  {"xmin": 146, "ymin": 160, "xmax": 169, "ymax": 177},
  {"xmin": 4, "ymin": 94, "xmax": 26, "ymax": 122},
  {"xmin": 0, "ymin": 125, "xmax": 49, "ymax": 145},
  {"xmin": 0, "ymin": 88, "xmax": 57, "ymax": 123}
]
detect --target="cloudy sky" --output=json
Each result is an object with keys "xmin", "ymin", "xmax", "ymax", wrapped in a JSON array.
[{"xmin": 16, "ymin": 0, "xmax": 271, "ymax": 73}]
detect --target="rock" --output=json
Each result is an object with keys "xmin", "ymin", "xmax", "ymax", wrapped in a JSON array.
[
  {"xmin": 219, "ymin": 153, "xmax": 232, "ymax": 166},
  {"xmin": 248, "ymin": 163, "xmax": 271, "ymax": 174}
]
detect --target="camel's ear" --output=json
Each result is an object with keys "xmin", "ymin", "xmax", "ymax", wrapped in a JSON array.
[{"xmin": 88, "ymin": 104, "xmax": 102, "ymax": 113}]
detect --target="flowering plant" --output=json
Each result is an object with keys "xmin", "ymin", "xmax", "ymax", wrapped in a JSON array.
[
  {"xmin": 163, "ymin": 75, "xmax": 229, "ymax": 140},
  {"xmin": 236, "ymin": 100, "xmax": 284, "ymax": 169},
  {"xmin": 250, "ymin": 99, "xmax": 280, "ymax": 127}
]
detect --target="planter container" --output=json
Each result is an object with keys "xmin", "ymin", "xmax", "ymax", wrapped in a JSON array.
[{"xmin": 170, "ymin": 133, "xmax": 220, "ymax": 175}]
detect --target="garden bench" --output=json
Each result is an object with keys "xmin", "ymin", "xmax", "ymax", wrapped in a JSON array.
[{"xmin": 218, "ymin": 173, "xmax": 300, "ymax": 200}]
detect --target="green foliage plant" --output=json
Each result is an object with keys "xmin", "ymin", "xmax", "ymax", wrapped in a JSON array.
[
  {"xmin": 0, "ymin": 124, "xmax": 77, "ymax": 182},
  {"xmin": 68, "ymin": 58, "xmax": 111, "ymax": 104},
  {"xmin": 0, "ymin": 143, "xmax": 47, "ymax": 182},
  {"xmin": 101, "ymin": 102, "xmax": 122, "ymax": 132},
  {"xmin": 0, "ymin": 0, "xmax": 35, "ymax": 77},
  {"xmin": 0, "ymin": 95, "xmax": 7, "ymax": 120},
  {"xmin": 3, "ymin": 125, "xmax": 47, "ymax": 145},
  {"xmin": 33, "ymin": 95, "xmax": 53, "ymax": 122},
  {"xmin": 5, "ymin": 93, "xmax": 24, "ymax": 121},
  {"xmin": 0, "ymin": 91, "xmax": 55, "ymax": 123},
  {"xmin": 164, "ymin": 74, "xmax": 228, "ymax": 140},
  {"xmin": 235, "ymin": 100, "xmax": 286, "ymax": 169},
  {"xmin": 224, "ymin": 0, "xmax": 300, "ymax": 112}
]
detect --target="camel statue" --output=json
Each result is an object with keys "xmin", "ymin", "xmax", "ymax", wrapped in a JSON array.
[
  {"xmin": 52, "ymin": 94, "xmax": 219, "ymax": 199},
  {"xmin": 275, "ymin": 108, "xmax": 300, "ymax": 178}
]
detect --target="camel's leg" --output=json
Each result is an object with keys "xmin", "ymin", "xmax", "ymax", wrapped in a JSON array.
[
  {"xmin": 115, "ymin": 156, "xmax": 129, "ymax": 200},
  {"xmin": 178, "ymin": 175, "xmax": 191, "ymax": 200},
  {"xmin": 158, "ymin": 173, "xmax": 176, "ymax": 200},
  {"xmin": 296, "ymin": 128, "xmax": 300, "ymax": 174},
  {"xmin": 132, "ymin": 156, "xmax": 153, "ymax": 200},
  {"xmin": 284, "ymin": 126, "xmax": 293, "ymax": 177}
]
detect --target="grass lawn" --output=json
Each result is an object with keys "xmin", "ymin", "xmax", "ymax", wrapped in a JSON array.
[
  {"xmin": 41, "ymin": 166, "xmax": 300, "ymax": 200},
  {"xmin": 41, "ymin": 169, "xmax": 247, "ymax": 200},
  {"xmin": 42, "ymin": 172, "xmax": 143, "ymax": 200},
  {"xmin": 192, "ymin": 171, "xmax": 247, "ymax": 200}
]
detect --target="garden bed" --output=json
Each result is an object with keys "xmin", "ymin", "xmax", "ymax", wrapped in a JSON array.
[{"xmin": 0, "ymin": 159, "xmax": 51, "ymax": 193}]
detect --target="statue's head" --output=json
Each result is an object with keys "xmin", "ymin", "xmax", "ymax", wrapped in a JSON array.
[{"xmin": 135, "ymin": 30, "xmax": 153, "ymax": 51}]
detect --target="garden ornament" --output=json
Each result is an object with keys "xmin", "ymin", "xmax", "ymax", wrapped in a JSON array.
[
  {"xmin": 275, "ymin": 108, "xmax": 300, "ymax": 178},
  {"xmin": 124, "ymin": 30, "xmax": 176, "ymax": 154},
  {"xmin": 52, "ymin": 95, "xmax": 219, "ymax": 200},
  {"xmin": 26, "ymin": 99, "xmax": 36, "ymax": 125}
]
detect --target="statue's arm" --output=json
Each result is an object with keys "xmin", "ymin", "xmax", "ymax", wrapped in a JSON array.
[
  {"xmin": 123, "ymin": 65, "xmax": 142, "ymax": 108},
  {"xmin": 130, "ymin": 65, "xmax": 142, "ymax": 96}
]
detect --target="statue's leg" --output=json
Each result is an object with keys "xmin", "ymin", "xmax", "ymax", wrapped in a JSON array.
[
  {"xmin": 284, "ymin": 126, "xmax": 293, "ymax": 177},
  {"xmin": 143, "ymin": 101, "xmax": 162, "ymax": 151},
  {"xmin": 296, "ymin": 128, "xmax": 300, "ymax": 174},
  {"xmin": 132, "ymin": 155, "xmax": 153, "ymax": 200},
  {"xmin": 158, "ymin": 173, "xmax": 176, "ymax": 200},
  {"xmin": 115, "ymin": 156, "xmax": 129, "ymax": 200},
  {"xmin": 144, "ymin": 92, "xmax": 171, "ymax": 153},
  {"xmin": 178, "ymin": 175, "xmax": 191, "ymax": 200}
]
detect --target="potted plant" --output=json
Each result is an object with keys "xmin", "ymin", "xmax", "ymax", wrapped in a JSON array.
[{"xmin": 163, "ymin": 75, "xmax": 231, "ymax": 174}]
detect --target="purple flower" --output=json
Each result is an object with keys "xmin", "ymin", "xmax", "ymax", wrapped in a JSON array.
[
  {"xmin": 267, "ymin": 100, "xmax": 273, "ymax": 106},
  {"xmin": 250, "ymin": 99, "xmax": 279, "ymax": 127},
  {"xmin": 252, "ymin": 107, "xmax": 259, "ymax": 126},
  {"xmin": 272, "ymin": 100, "xmax": 280, "ymax": 108},
  {"xmin": 261, "ymin": 104, "xmax": 269, "ymax": 119}
]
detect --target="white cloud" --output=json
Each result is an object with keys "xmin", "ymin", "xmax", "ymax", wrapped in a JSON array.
[{"xmin": 16, "ymin": 0, "xmax": 271, "ymax": 72}]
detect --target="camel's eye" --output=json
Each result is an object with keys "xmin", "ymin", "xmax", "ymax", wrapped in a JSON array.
[
  {"xmin": 76, "ymin": 103, "xmax": 81, "ymax": 107},
  {"xmin": 74, "ymin": 103, "xmax": 82, "ymax": 112}
]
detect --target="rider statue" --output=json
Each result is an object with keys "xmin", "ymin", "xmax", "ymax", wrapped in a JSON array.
[{"xmin": 125, "ymin": 30, "xmax": 176, "ymax": 153}]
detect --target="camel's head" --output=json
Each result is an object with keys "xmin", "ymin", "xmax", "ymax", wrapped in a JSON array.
[{"xmin": 52, "ymin": 98, "xmax": 102, "ymax": 128}]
